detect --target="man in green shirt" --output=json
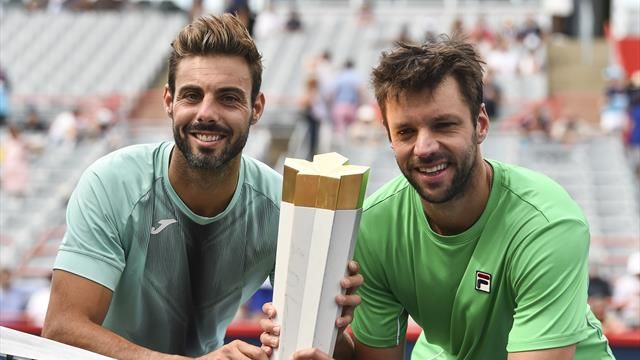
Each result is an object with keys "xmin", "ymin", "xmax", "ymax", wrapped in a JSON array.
[
  {"xmin": 42, "ymin": 14, "xmax": 361, "ymax": 360},
  {"xmin": 349, "ymin": 36, "xmax": 614, "ymax": 360},
  {"xmin": 260, "ymin": 36, "xmax": 614, "ymax": 359}
]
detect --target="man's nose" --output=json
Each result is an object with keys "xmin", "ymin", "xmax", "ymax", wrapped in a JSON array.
[
  {"xmin": 414, "ymin": 129, "xmax": 438, "ymax": 157},
  {"xmin": 195, "ymin": 96, "xmax": 219, "ymax": 122}
]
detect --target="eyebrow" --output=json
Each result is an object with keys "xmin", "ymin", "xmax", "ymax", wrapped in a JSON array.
[
  {"xmin": 176, "ymin": 85, "xmax": 201, "ymax": 95},
  {"xmin": 430, "ymin": 114, "xmax": 463, "ymax": 123}
]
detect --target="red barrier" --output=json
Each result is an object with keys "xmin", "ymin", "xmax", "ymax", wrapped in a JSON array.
[
  {"xmin": 223, "ymin": 322, "xmax": 640, "ymax": 348},
  {"xmin": 2, "ymin": 318, "xmax": 638, "ymax": 348}
]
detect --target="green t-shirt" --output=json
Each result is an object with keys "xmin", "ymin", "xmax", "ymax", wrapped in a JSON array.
[
  {"xmin": 352, "ymin": 160, "xmax": 613, "ymax": 359},
  {"xmin": 54, "ymin": 142, "xmax": 282, "ymax": 356}
]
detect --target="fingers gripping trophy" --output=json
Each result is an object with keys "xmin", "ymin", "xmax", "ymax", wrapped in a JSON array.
[{"xmin": 272, "ymin": 153, "xmax": 369, "ymax": 360}]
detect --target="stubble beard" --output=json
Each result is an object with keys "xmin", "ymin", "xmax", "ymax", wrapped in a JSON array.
[
  {"xmin": 402, "ymin": 134, "xmax": 479, "ymax": 204},
  {"xmin": 173, "ymin": 114, "xmax": 251, "ymax": 172}
]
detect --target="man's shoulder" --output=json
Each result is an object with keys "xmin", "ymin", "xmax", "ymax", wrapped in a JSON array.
[
  {"xmin": 241, "ymin": 155, "xmax": 282, "ymax": 207},
  {"xmin": 79, "ymin": 142, "xmax": 166, "ymax": 200},
  {"xmin": 363, "ymin": 175, "xmax": 412, "ymax": 213},
  {"xmin": 491, "ymin": 159, "xmax": 586, "ymax": 223},
  {"xmin": 90, "ymin": 142, "xmax": 164, "ymax": 177}
]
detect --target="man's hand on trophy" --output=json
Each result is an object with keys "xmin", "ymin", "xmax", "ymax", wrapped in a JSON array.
[
  {"xmin": 197, "ymin": 339, "xmax": 269, "ymax": 359},
  {"xmin": 258, "ymin": 260, "xmax": 363, "ymax": 358},
  {"xmin": 336, "ymin": 260, "xmax": 363, "ymax": 328},
  {"xmin": 290, "ymin": 348, "xmax": 335, "ymax": 359}
]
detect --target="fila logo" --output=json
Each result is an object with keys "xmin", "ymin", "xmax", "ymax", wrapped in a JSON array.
[
  {"xmin": 475, "ymin": 271, "xmax": 492, "ymax": 293},
  {"xmin": 150, "ymin": 219, "xmax": 177, "ymax": 234}
]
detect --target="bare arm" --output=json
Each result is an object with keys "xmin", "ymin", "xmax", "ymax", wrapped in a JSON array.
[
  {"xmin": 44, "ymin": 270, "xmax": 268, "ymax": 360},
  {"xmin": 353, "ymin": 335, "xmax": 404, "ymax": 360},
  {"xmin": 508, "ymin": 345, "xmax": 576, "ymax": 360},
  {"xmin": 42, "ymin": 270, "xmax": 184, "ymax": 360}
]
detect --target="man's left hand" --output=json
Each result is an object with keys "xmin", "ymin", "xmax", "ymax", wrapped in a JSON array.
[
  {"xmin": 336, "ymin": 260, "xmax": 363, "ymax": 328},
  {"xmin": 259, "ymin": 260, "xmax": 363, "ymax": 356}
]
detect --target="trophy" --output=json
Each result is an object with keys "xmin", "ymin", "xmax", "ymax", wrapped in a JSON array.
[{"xmin": 271, "ymin": 153, "xmax": 369, "ymax": 360}]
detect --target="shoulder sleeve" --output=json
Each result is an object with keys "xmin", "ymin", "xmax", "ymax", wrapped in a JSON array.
[
  {"xmin": 507, "ymin": 218, "xmax": 591, "ymax": 352},
  {"xmin": 351, "ymin": 218, "xmax": 408, "ymax": 348},
  {"xmin": 54, "ymin": 167, "xmax": 126, "ymax": 291}
]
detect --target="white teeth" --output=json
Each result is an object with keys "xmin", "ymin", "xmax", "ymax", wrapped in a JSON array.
[
  {"xmin": 419, "ymin": 163, "xmax": 447, "ymax": 174},
  {"xmin": 195, "ymin": 134, "xmax": 223, "ymax": 142}
]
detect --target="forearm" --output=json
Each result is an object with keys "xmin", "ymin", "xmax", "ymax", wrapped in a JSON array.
[
  {"xmin": 43, "ymin": 318, "xmax": 186, "ymax": 360},
  {"xmin": 332, "ymin": 331, "xmax": 355, "ymax": 360}
]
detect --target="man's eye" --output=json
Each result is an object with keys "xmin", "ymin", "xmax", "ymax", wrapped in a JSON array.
[
  {"xmin": 221, "ymin": 95, "xmax": 239, "ymax": 104},
  {"xmin": 183, "ymin": 92, "xmax": 200, "ymax": 101},
  {"xmin": 397, "ymin": 128, "xmax": 414, "ymax": 136},
  {"xmin": 435, "ymin": 122, "xmax": 454, "ymax": 129}
]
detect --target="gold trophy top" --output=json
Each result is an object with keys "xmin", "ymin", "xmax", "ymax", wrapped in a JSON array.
[{"xmin": 282, "ymin": 153, "xmax": 370, "ymax": 210}]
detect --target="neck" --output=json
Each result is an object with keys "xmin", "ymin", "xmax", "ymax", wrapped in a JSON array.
[
  {"xmin": 168, "ymin": 147, "xmax": 241, "ymax": 217},
  {"xmin": 422, "ymin": 159, "xmax": 493, "ymax": 236}
]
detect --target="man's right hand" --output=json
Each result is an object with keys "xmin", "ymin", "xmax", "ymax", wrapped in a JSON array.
[{"xmin": 197, "ymin": 340, "xmax": 269, "ymax": 360}]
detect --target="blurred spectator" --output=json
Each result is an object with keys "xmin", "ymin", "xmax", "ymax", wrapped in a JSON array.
[
  {"xmin": 396, "ymin": 23, "xmax": 414, "ymax": 45},
  {"xmin": 226, "ymin": 1, "xmax": 256, "ymax": 36},
  {"xmin": 499, "ymin": 18, "xmax": 519, "ymax": 45},
  {"xmin": 450, "ymin": 17, "xmax": 466, "ymax": 37},
  {"xmin": 626, "ymin": 70, "xmax": 640, "ymax": 178},
  {"xmin": 25, "ymin": 273, "xmax": 52, "ymax": 328},
  {"xmin": 306, "ymin": 50, "xmax": 335, "ymax": 153},
  {"xmin": 0, "ymin": 66, "xmax": 10, "ymax": 127},
  {"xmin": 348, "ymin": 104, "xmax": 386, "ymax": 145},
  {"xmin": 190, "ymin": 0, "xmax": 203, "ymax": 20},
  {"xmin": 0, "ymin": 268, "xmax": 29, "ymax": 315},
  {"xmin": 253, "ymin": 0, "xmax": 282, "ymax": 40},
  {"xmin": 1, "ymin": 125, "xmax": 29, "ymax": 197},
  {"xmin": 300, "ymin": 77, "xmax": 327, "ymax": 160},
  {"xmin": 520, "ymin": 104, "xmax": 551, "ymax": 141},
  {"xmin": 486, "ymin": 34, "xmax": 519, "ymax": 79},
  {"xmin": 314, "ymin": 50, "xmax": 336, "ymax": 106},
  {"xmin": 470, "ymin": 15, "xmax": 494, "ymax": 44},
  {"xmin": 284, "ymin": 8, "xmax": 303, "ymax": 32},
  {"xmin": 331, "ymin": 59, "xmax": 366, "ymax": 138},
  {"xmin": 22, "ymin": 105, "xmax": 48, "ymax": 133},
  {"xmin": 588, "ymin": 276, "xmax": 629, "ymax": 335},
  {"xmin": 470, "ymin": 15, "xmax": 494, "ymax": 55},
  {"xmin": 49, "ymin": 107, "xmax": 79, "ymax": 146},
  {"xmin": 549, "ymin": 111, "xmax": 598, "ymax": 146},
  {"xmin": 612, "ymin": 251, "xmax": 640, "ymax": 329},
  {"xmin": 518, "ymin": 47, "xmax": 545, "ymax": 76},
  {"xmin": 600, "ymin": 65, "xmax": 629, "ymax": 134},
  {"xmin": 518, "ymin": 15, "xmax": 543, "ymax": 51},
  {"xmin": 357, "ymin": 0, "xmax": 375, "ymax": 25},
  {"xmin": 483, "ymin": 69, "xmax": 502, "ymax": 119}
]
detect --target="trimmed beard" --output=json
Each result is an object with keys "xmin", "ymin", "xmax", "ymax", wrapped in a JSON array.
[
  {"xmin": 402, "ymin": 132, "xmax": 478, "ymax": 204},
  {"xmin": 173, "ymin": 113, "xmax": 251, "ymax": 171}
]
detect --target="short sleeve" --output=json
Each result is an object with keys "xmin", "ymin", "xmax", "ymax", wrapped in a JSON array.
[
  {"xmin": 54, "ymin": 168, "xmax": 126, "ymax": 291},
  {"xmin": 351, "ymin": 227, "xmax": 408, "ymax": 348},
  {"xmin": 507, "ymin": 218, "xmax": 591, "ymax": 352}
]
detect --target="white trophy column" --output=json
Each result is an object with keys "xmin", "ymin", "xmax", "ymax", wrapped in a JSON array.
[{"xmin": 272, "ymin": 203, "xmax": 317, "ymax": 360}]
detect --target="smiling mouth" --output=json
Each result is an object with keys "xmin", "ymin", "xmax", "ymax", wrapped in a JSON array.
[
  {"xmin": 416, "ymin": 162, "xmax": 448, "ymax": 175},
  {"xmin": 192, "ymin": 133, "xmax": 226, "ymax": 143}
]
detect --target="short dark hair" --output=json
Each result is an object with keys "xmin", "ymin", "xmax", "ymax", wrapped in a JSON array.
[
  {"xmin": 372, "ymin": 35, "xmax": 485, "ymax": 128},
  {"xmin": 167, "ymin": 14, "xmax": 263, "ymax": 103}
]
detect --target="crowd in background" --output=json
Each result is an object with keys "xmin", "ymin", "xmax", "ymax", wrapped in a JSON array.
[{"xmin": 1, "ymin": 0, "xmax": 639, "ymax": 341}]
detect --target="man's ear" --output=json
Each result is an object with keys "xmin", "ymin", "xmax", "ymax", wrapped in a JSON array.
[
  {"xmin": 163, "ymin": 85, "xmax": 173, "ymax": 117},
  {"xmin": 250, "ymin": 92, "xmax": 266, "ymax": 125},
  {"xmin": 476, "ymin": 103, "xmax": 489, "ymax": 144}
]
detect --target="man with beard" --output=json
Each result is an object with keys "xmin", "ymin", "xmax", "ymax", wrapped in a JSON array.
[
  {"xmin": 43, "ymin": 14, "xmax": 361, "ymax": 360},
  {"xmin": 259, "ymin": 37, "xmax": 614, "ymax": 359},
  {"xmin": 348, "ymin": 37, "xmax": 614, "ymax": 359}
]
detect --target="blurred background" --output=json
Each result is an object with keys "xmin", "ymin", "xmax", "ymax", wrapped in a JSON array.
[{"xmin": 0, "ymin": 0, "xmax": 639, "ymax": 357}]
